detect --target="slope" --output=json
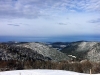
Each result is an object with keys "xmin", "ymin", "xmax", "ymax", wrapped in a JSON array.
[
  {"xmin": 61, "ymin": 41, "xmax": 100, "ymax": 62},
  {"xmin": 18, "ymin": 42, "xmax": 69, "ymax": 61}
]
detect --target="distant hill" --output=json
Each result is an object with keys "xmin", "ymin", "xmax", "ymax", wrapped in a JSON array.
[
  {"xmin": 18, "ymin": 42, "xmax": 69, "ymax": 61},
  {"xmin": 0, "ymin": 42, "xmax": 69, "ymax": 62},
  {"xmin": 61, "ymin": 41, "xmax": 100, "ymax": 62},
  {"xmin": 0, "ymin": 43, "xmax": 50, "ymax": 61},
  {"xmin": 48, "ymin": 42, "xmax": 71, "ymax": 50}
]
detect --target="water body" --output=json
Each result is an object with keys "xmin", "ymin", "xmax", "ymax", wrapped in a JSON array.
[{"xmin": 0, "ymin": 35, "xmax": 100, "ymax": 42}]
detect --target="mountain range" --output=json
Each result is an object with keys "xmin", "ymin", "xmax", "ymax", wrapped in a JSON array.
[{"xmin": 0, "ymin": 41, "xmax": 100, "ymax": 62}]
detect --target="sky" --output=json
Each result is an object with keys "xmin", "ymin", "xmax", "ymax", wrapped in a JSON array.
[{"xmin": 0, "ymin": 0, "xmax": 100, "ymax": 42}]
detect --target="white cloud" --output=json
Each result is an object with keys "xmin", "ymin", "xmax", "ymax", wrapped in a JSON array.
[
  {"xmin": 0, "ymin": 0, "xmax": 100, "ymax": 19},
  {"xmin": 89, "ymin": 18, "xmax": 100, "ymax": 23},
  {"xmin": 0, "ymin": 12, "xmax": 99, "ymax": 37}
]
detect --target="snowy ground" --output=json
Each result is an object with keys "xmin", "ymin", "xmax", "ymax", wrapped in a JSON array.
[{"xmin": 0, "ymin": 69, "xmax": 100, "ymax": 75}]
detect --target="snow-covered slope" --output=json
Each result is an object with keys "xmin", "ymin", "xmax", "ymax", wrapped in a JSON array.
[
  {"xmin": 0, "ymin": 69, "xmax": 99, "ymax": 75},
  {"xmin": 18, "ymin": 42, "xmax": 69, "ymax": 61},
  {"xmin": 61, "ymin": 41, "xmax": 100, "ymax": 61}
]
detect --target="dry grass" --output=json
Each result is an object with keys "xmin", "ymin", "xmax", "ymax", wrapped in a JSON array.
[{"xmin": 0, "ymin": 60, "xmax": 100, "ymax": 74}]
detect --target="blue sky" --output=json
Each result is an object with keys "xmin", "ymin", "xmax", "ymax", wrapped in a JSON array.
[{"xmin": 0, "ymin": 0, "xmax": 100, "ymax": 42}]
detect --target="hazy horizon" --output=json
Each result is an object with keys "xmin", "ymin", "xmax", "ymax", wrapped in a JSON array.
[{"xmin": 0, "ymin": 35, "xmax": 100, "ymax": 42}]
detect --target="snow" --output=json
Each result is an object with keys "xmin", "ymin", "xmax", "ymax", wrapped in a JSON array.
[
  {"xmin": 0, "ymin": 69, "xmax": 99, "ymax": 75},
  {"xmin": 77, "ymin": 42, "xmax": 97, "ymax": 51}
]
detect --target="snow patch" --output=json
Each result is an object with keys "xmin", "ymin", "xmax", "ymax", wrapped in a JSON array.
[{"xmin": 0, "ymin": 69, "xmax": 99, "ymax": 75}]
